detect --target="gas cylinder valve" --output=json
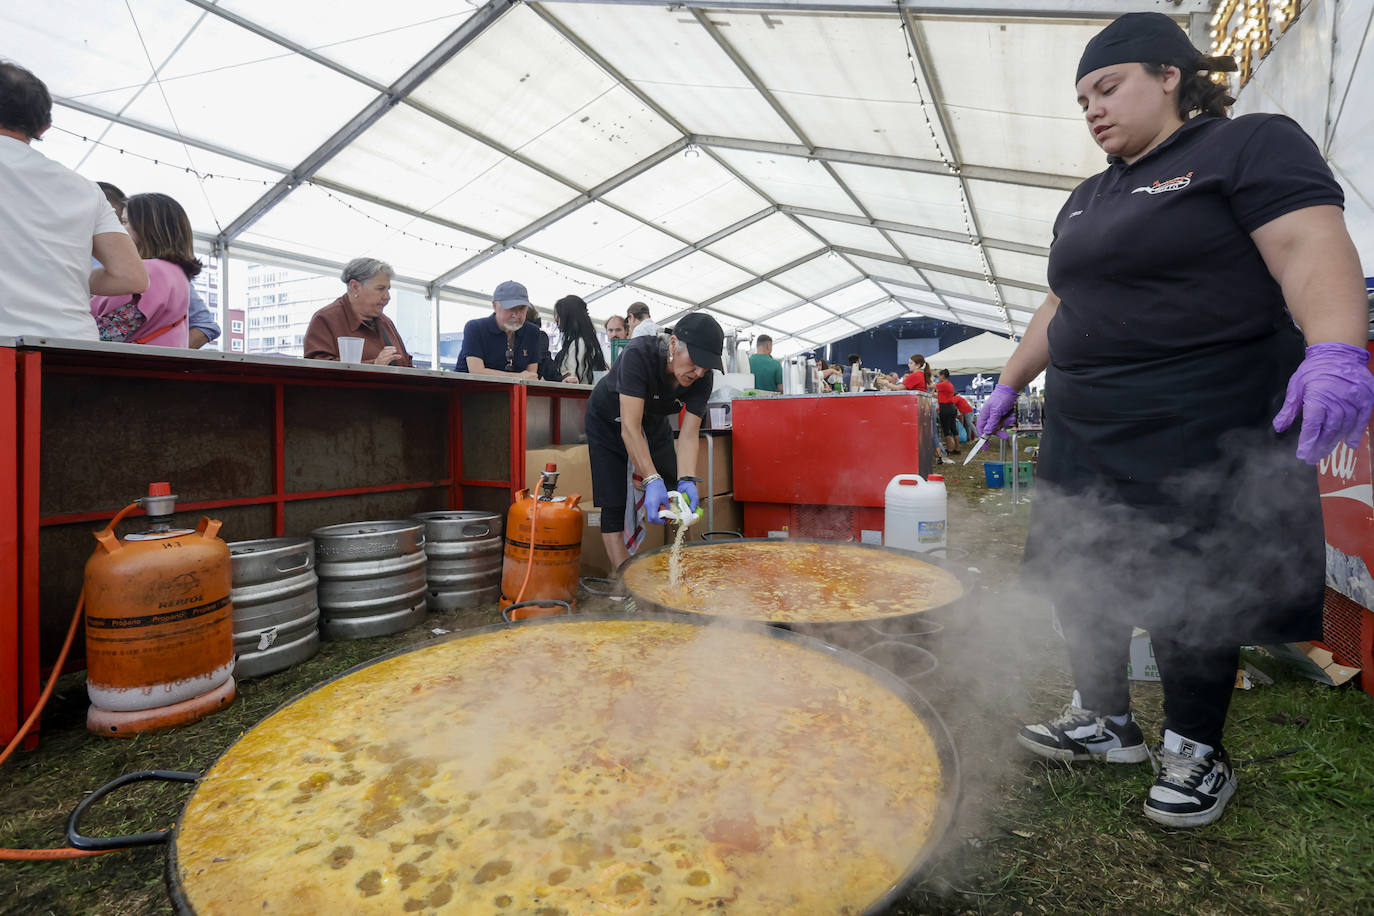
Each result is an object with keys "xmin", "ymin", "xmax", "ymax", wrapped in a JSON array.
[
  {"xmin": 539, "ymin": 463, "xmax": 560, "ymax": 500},
  {"xmin": 140, "ymin": 481, "xmax": 178, "ymax": 530}
]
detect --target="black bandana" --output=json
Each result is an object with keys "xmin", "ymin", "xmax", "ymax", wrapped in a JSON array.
[{"xmin": 1076, "ymin": 12, "xmax": 1237, "ymax": 84}]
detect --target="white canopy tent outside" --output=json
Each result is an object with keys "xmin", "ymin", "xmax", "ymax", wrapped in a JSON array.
[
  {"xmin": 1230, "ymin": 0, "xmax": 1374, "ymax": 264},
  {"xmin": 5, "ymin": 0, "xmax": 1291, "ymax": 363},
  {"xmin": 925, "ymin": 329, "xmax": 1016, "ymax": 374}
]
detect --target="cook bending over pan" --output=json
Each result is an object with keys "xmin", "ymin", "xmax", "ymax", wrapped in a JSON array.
[{"xmin": 585, "ymin": 313, "xmax": 724, "ymax": 570}]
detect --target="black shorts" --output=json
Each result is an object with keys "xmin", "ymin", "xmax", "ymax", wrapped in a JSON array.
[
  {"xmin": 938, "ymin": 403, "xmax": 958, "ymax": 438},
  {"xmin": 585, "ymin": 408, "xmax": 677, "ymax": 534}
]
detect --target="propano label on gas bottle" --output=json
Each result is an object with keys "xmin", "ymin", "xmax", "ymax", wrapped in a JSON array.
[
  {"xmin": 505, "ymin": 538, "xmax": 581, "ymax": 552},
  {"xmin": 917, "ymin": 520, "xmax": 946, "ymax": 543},
  {"xmin": 87, "ymin": 595, "xmax": 231, "ymax": 629}
]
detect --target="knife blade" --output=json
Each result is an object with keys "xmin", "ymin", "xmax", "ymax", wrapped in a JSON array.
[{"xmin": 962, "ymin": 436, "xmax": 989, "ymax": 465}]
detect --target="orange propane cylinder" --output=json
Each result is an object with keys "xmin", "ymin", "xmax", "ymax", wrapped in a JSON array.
[
  {"xmin": 83, "ymin": 483, "xmax": 236, "ymax": 736},
  {"xmin": 500, "ymin": 464, "xmax": 585, "ymax": 608}
]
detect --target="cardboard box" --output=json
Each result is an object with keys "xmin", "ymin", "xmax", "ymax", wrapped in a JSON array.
[
  {"xmin": 526, "ymin": 444, "xmax": 595, "ymax": 503},
  {"xmin": 1261, "ymin": 642, "xmax": 1361, "ymax": 686},
  {"xmin": 580, "ymin": 506, "xmax": 613, "ymax": 577},
  {"xmin": 702, "ymin": 490, "xmax": 741, "ymax": 537},
  {"xmin": 691, "ymin": 434, "xmax": 732, "ymax": 496},
  {"xmin": 581, "ymin": 505, "xmax": 665, "ymax": 577},
  {"xmin": 1127, "ymin": 628, "xmax": 1160, "ymax": 681},
  {"xmin": 1131, "ymin": 630, "xmax": 1311, "ymax": 689}
]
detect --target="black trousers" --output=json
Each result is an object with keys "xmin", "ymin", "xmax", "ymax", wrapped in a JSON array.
[
  {"xmin": 1060, "ymin": 606, "xmax": 1239, "ymax": 749},
  {"xmin": 585, "ymin": 409, "xmax": 676, "ymax": 535},
  {"xmin": 938, "ymin": 402, "xmax": 958, "ymax": 439}
]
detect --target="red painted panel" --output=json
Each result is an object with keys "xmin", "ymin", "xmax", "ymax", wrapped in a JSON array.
[
  {"xmin": 741, "ymin": 503, "xmax": 883, "ymax": 542},
  {"xmin": 510, "ymin": 387, "xmax": 527, "ymax": 497},
  {"xmin": 733, "ymin": 394, "xmax": 927, "ymax": 507},
  {"xmin": 0, "ymin": 349, "xmax": 18, "ymax": 746},
  {"xmin": 742, "ymin": 503, "xmax": 792, "ymax": 538},
  {"xmin": 18, "ymin": 351, "xmax": 42, "ymax": 747}
]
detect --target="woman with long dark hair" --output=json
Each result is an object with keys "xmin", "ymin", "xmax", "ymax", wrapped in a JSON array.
[
  {"xmin": 553, "ymin": 294, "xmax": 607, "ymax": 384},
  {"xmin": 90, "ymin": 191, "xmax": 198, "ymax": 347}
]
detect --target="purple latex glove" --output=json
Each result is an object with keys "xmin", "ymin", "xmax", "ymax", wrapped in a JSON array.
[
  {"xmin": 644, "ymin": 477, "xmax": 669, "ymax": 525},
  {"xmin": 1273, "ymin": 341, "xmax": 1374, "ymax": 464},
  {"xmin": 975, "ymin": 384, "xmax": 1019, "ymax": 439},
  {"xmin": 678, "ymin": 479, "xmax": 700, "ymax": 512}
]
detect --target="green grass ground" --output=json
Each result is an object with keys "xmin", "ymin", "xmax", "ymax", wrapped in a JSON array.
[{"xmin": 2, "ymin": 449, "xmax": 1372, "ymax": 915}]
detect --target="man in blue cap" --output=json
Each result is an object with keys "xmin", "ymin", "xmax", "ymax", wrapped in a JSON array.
[{"xmin": 457, "ymin": 280, "xmax": 542, "ymax": 377}]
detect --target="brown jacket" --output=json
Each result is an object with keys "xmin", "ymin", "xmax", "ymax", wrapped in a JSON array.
[{"xmin": 303, "ymin": 295, "xmax": 413, "ymax": 367}]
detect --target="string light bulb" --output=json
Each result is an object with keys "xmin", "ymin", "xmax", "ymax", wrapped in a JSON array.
[{"xmin": 1209, "ymin": 0, "xmax": 1299, "ymax": 86}]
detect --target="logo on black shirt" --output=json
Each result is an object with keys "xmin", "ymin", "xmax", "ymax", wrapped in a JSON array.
[{"xmin": 1131, "ymin": 171, "xmax": 1193, "ymax": 195}]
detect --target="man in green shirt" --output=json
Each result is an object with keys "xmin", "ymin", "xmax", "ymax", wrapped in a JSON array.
[{"xmin": 748, "ymin": 335, "xmax": 784, "ymax": 393}]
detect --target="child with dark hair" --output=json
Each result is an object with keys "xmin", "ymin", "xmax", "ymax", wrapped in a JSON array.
[{"xmin": 90, "ymin": 192, "xmax": 198, "ymax": 346}]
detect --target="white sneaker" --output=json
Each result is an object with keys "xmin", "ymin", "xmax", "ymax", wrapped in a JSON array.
[
  {"xmin": 1143, "ymin": 729, "xmax": 1237, "ymax": 828},
  {"xmin": 1017, "ymin": 691, "xmax": 1150, "ymax": 764}
]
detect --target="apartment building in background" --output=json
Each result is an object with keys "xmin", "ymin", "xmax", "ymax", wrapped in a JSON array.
[{"xmin": 187, "ymin": 254, "xmax": 247, "ymax": 353}]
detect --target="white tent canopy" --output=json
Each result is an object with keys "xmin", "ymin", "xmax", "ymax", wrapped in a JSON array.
[
  {"xmin": 5, "ymin": 0, "xmax": 1222, "ymax": 356},
  {"xmin": 927, "ymin": 330, "xmax": 1016, "ymax": 374},
  {"xmin": 1230, "ymin": 0, "xmax": 1374, "ymax": 263}
]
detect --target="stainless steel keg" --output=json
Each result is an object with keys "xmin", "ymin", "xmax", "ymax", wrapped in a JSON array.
[
  {"xmin": 411, "ymin": 511, "xmax": 503, "ymax": 611},
  {"xmin": 311, "ymin": 521, "xmax": 427, "ymax": 639},
  {"xmin": 227, "ymin": 537, "xmax": 320, "ymax": 677}
]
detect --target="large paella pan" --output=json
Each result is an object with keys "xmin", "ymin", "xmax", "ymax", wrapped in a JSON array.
[{"xmin": 72, "ymin": 614, "xmax": 959, "ymax": 915}]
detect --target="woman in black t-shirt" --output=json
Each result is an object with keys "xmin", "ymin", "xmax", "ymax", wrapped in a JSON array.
[
  {"xmin": 976, "ymin": 13, "xmax": 1374, "ymax": 829},
  {"xmin": 585, "ymin": 313, "xmax": 723, "ymax": 570}
]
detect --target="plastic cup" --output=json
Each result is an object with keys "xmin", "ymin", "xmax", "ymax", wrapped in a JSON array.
[{"xmin": 337, "ymin": 336, "xmax": 364, "ymax": 363}]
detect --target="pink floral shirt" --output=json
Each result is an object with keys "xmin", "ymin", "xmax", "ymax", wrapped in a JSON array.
[{"xmin": 90, "ymin": 258, "xmax": 190, "ymax": 347}]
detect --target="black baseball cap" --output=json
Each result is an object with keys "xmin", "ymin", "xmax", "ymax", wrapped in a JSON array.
[
  {"xmin": 1076, "ymin": 12, "xmax": 1237, "ymax": 83},
  {"xmin": 673, "ymin": 313, "xmax": 724, "ymax": 372}
]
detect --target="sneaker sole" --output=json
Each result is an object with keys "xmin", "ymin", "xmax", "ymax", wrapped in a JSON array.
[
  {"xmin": 1142, "ymin": 778, "xmax": 1237, "ymax": 828},
  {"xmin": 1017, "ymin": 733, "xmax": 1150, "ymax": 764}
]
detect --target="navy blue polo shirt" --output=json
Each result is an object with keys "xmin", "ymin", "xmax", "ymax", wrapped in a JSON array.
[
  {"xmin": 456, "ymin": 314, "xmax": 540, "ymax": 373},
  {"xmin": 1047, "ymin": 114, "xmax": 1344, "ymax": 370}
]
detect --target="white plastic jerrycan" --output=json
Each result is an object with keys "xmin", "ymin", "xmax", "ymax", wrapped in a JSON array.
[{"xmin": 884, "ymin": 474, "xmax": 947, "ymax": 553}]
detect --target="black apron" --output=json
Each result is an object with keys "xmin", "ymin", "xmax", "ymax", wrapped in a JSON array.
[{"xmin": 1024, "ymin": 325, "xmax": 1324, "ymax": 645}]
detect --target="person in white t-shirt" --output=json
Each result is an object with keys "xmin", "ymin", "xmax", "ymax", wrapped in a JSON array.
[{"xmin": 0, "ymin": 61, "xmax": 146, "ymax": 340}]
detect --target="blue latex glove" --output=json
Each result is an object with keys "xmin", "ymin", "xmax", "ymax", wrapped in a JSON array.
[
  {"xmin": 975, "ymin": 384, "xmax": 1019, "ymax": 439},
  {"xmin": 1273, "ymin": 341, "xmax": 1374, "ymax": 464},
  {"xmin": 678, "ymin": 480, "xmax": 700, "ymax": 512},
  {"xmin": 644, "ymin": 477, "xmax": 670, "ymax": 525}
]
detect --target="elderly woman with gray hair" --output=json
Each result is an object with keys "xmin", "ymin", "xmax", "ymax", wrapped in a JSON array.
[{"xmin": 304, "ymin": 257, "xmax": 412, "ymax": 366}]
